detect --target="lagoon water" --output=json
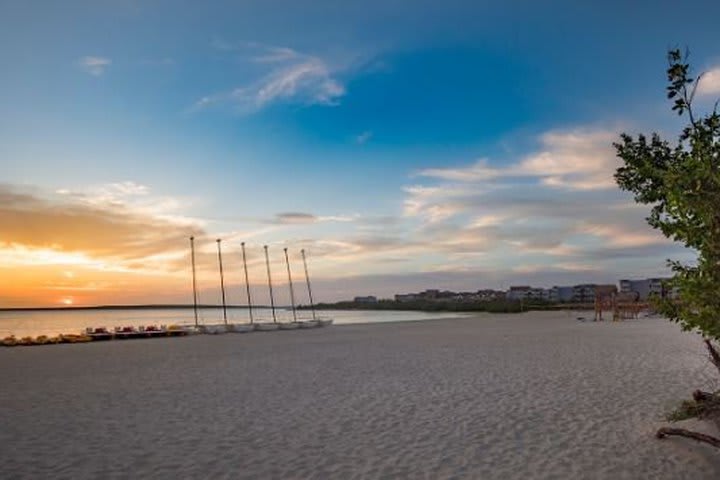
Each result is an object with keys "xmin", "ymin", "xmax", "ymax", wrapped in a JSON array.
[{"xmin": 0, "ymin": 307, "xmax": 470, "ymax": 338}]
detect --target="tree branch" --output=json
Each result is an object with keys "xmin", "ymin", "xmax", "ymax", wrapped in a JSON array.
[
  {"xmin": 656, "ymin": 427, "xmax": 720, "ymax": 448},
  {"xmin": 688, "ymin": 72, "xmax": 705, "ymax": 107},
  {"xmin": 682, "ymin": 81, "xmax": 697, "ymax": 128},
  {"xmin": 704, "ymin": 339, "xmax": 720, "ymax": 375}
]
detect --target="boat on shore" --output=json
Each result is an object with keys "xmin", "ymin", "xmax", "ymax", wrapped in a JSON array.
[
  {"xmin": 167, "ymin": 325, "xmax": 191, "ymax": 336},
  {"xmin": 254, "ymin": 322, "xmax": 280, "ymax": 331},
  {"xmin": 58, "ymin": 333, "xmax": 92, "ymax": 344},
  {"xmin": 1, "ymin": 324, "xmax": 191, "ymax": 347},
  {"xmin": 228, "ymin": 324, "xmax": 254, "ymax": 333},
  {"xmin": 278, "ymin": 322, "xmax": 301, "ymax": 330},
  {"xmin": 113, "ymin": 326, "xmax": 146, "ymax": 339},
  {"xmin": 197, "ymin": 324, "xmax": 228, "ymax": 335},
  {"xmin": 86, "ymin": 327, "xmax": 113, "ymax": 341},
  {"xmin": 300, "ymin": 249, "xmax": 333, "ymax": 328},
  {"xmin": 141, "ymin": 325, "xmax": 169, "ymax": 338},
  {"xmin": 2, "ymin": 335, "xmax": 62, "ymax": 346}
]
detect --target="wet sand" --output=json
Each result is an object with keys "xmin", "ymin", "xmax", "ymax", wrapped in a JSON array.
[{"xmin": 1, "ymin": 311, "xmax": 719, "ymax": 479}]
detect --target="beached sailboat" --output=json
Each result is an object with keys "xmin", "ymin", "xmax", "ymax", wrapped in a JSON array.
[
  {"xmin": 191, "ymin": 238, "xmax": 232, "ymax": 334},
  {"xmin": 254, "ymin": 323, "xmax": 280, "ymax": 331},
  {"xmin": 204, "ymin": 238, "xmax": 254, "ymax": 333},
  {"xmin": 301, "ymin": 249, "xmax": 332, "ymax": 327},
  {"xmin": 278, "ymin": 321, "xmax": 300, "ymax": 330},
  {"xmin": 228, "ymin": 323, "xmax": 254, "ymax": 333},
  {"xmin": 254, "ymin": 245, "xmax": 280, "ymax": 331},
  {"xmin": 216, "ymin": 238, "xmax": 230, "ymax": 331},
  {"xmin": 190, "ymin": 236, "xmax": 200, "ymax": 331},
  {"xmin": 227, "ymin": 241, "xmax": 255, "ymax": 333},
  {"xmin": 188, "ymin": 236, "xmax": 219, "ymax": 334},
  {"xmin": 280, "ymin": 247, "xmax": 304, "ymax": 329}
]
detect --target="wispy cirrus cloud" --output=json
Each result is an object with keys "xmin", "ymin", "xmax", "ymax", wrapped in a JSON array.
[
  {"xmin": 417, "ymin": 129, "xmax": 620, "ymax": 190},
  {"xmin": 272, "ymin": 212, "xmax": 356, "ymax": 225},
  {"xmin": 193, "ymin": 42, "xmax": 345, "ymax": 113},
  {"xmin": 77, "ymin": 56, "xmax": 111, "ymax": 76}
]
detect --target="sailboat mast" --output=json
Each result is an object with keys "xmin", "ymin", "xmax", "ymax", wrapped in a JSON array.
[
  {"xmin": 216, "ymin": 239, "xmax": 228, "ymax": 325},
  {"xmin": 241, "ymin": 242, "xmax": 254, "ymax": 324},
  {"xmin": 190, "ymin": 236, "xmax": 199, "ymax": 327},
  {"xmin": 264, "ymin": 245, "xmax": 277, "ymax": 323},
  {"xmin": 284, "ymin": 248, "xmax": 297, "ymax": 322},
  {"xmin": 301, "ymin": 249, "xmax": 317, "ymax": 321}
]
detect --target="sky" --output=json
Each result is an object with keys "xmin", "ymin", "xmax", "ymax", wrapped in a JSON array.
[{"xmin": 2, "ymin": 0, "xmax": 720, "ymax": 307}]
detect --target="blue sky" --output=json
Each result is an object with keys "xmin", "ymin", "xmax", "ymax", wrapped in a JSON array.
[{"xmin": 2, "ymin": 0, "xmax": 720, "ymax": 305}]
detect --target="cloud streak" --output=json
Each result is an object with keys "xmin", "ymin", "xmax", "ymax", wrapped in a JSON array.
[
  {"xmin": 77, "ymin": 56, "xmax": 111, "ymax": 76},
  {"xmin": 417, "ymin": 129, "xmax": 620, "ymax": 190},
  {"xmin": 194, "ymin": 42, "xmax": 345, "ymax": 113},
  {"xmin": 0, "ymin": 184, "xmax": 203, "ymax": 269}
]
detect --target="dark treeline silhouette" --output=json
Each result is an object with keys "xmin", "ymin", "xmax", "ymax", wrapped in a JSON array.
[{"xmin": 300, "ymin": 299, "xmax": 585, "ymax": 314}]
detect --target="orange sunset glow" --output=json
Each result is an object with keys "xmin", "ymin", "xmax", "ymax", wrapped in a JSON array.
[{"xmin": 0, "ymin": 185, "xmax": 348, "ymax": 307}]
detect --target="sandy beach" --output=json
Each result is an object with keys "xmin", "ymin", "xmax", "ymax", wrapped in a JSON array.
[{"xmin": 1, "ymin": 311, "xmax": 719, "ymax": 479}]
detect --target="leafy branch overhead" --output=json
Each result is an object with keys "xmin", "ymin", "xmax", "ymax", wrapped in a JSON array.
[{"xmin": 614, "ymin": 49, "xmax": 720, "ymax": 340}]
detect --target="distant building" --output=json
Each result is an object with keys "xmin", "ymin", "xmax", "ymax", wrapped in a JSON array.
[
  {"xmin": 647, "ymin": 278, "xmax": 666, "ymax": 298},
  {"xmin": 395, "ymin": 294, "xmax": 420, "ymax": 303},
  {"xmin": 572, "ymin": 284, "xmax": 597, "ymax": 303},
  {"xmin": 507, "ymin": 286, "xmax": 531, "ymax": 301},
  {"xmin": 528, "ymin": 288, "xmax": 550, "ymax": 301},
  {"xmin": 450, "ymin": 291, "xmax": 477, "ymax": 302},
  {"xmin": 477, "ymin": 289, "xmax": 506, "ymax": 301},
  {"xmin": 596, "ymin": 284, "xmax": 618, "ymax": 295},
  {"xmin": 620, "ymin": 279, "xmax": 649, "ymax": 300},
  {"xmin": 572, "ymin": 284, "xmax": 617, "ymax": 303},
  {"xmin": 620, "ymin": 278, "xmax": 670, "ymax": 300},
  {"xmin": 549, "ymin": 286, "xmax": 574, "ymax": 303},
  {"xmin": 354, "ymin": 296, "xmax": 378, "ymax": 304}
]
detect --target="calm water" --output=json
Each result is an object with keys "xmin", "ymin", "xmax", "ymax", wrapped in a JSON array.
[{"xmin": 0, "ymin": 307, "xmax": 470, "ymax": 338}]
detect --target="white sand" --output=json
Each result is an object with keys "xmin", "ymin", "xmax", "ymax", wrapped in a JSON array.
[{"xmin": 1, "ymin": 311, "xmax": 719, "ymax": 479}]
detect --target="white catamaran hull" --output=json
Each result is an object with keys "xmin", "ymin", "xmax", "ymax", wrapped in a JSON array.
[
  {"xmin": 254, "ymin": 323, "xmax": 280, "ymax": 331},
  {"xmin": 278, "ymin": 322, "xmax": 301, "ymax": 330},
  {"xmin": 200, "ymin": 324, "xmax": 230, "ymax": 334},
  {"xmin": 228, "ymin": 324, "xmax": 254, "ymax": 333},
  {"xmin": 299, "ymin": 320, "xmax": 320, "ymax": 328}
]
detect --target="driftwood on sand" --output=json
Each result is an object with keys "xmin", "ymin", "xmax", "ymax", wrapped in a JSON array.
[
  {"xmin": 656, "ymin": 339, "xmax": 720, "ymax": 449},
  {"xmin": 656, "ymin": 428, "xmax": 720, "ymax": 448}
]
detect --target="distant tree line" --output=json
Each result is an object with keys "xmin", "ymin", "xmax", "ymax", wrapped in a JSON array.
[{"xmin": 299, "ymin": 298, "xmax": 583, "ymax": 314}]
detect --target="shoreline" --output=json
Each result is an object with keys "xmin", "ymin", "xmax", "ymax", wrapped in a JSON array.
[
  {"xmin": 0, "ymin": 304, "xmax": 263, "ymax": 312},
  {"xmin": 0, "ymin": 303, "xmax": 599, "ymax": 313},
  {"xmin": 0, "ymin": 307, "xmax": 475, "ymax": 339}
]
